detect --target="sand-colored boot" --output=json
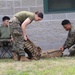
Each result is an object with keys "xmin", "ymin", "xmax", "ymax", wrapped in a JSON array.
[
  {"xmin": 12, "ymin": 52, "xmax": 20, "ymax": 61},
  {"xmin": 20, "ymin": 56, "xmax": 30, "ymax": 61}
]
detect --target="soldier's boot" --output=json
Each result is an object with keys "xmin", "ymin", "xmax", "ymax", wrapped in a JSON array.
[
  {"xmin": 20, "ymin": 56, "xmax": 30, "ymax": 61},
  {"xmin": 12, "ymin": 52, "xmax": 20, "ymax": 61}
]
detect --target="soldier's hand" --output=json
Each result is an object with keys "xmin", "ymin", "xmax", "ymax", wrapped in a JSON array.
[
  {"xmin": 60, "ymin": 47, "xmax": 65, "ymax": 52},
  {"xmin": 24, "ymin": 35, "xmax": 27, "ymax": 41}
]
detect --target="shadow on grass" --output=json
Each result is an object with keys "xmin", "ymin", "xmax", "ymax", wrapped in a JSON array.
[{"xmin": 0, "ymin": 58, "xmax": 15, "ymax": 62}]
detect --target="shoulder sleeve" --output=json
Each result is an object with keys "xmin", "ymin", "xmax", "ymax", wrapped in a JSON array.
[{"xmin": 28, "ymin": 15, "xmax": 35, "ymax": 23}]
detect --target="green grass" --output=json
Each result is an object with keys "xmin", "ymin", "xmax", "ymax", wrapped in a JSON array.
[{"xmin": 0, "ymin": 57, "xmax": 75, "ymax": 75}]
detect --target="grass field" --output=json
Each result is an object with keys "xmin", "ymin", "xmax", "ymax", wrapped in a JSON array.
[{"xmin": 0, "ymin": 57, "xmax": 75, "ymax": 75}]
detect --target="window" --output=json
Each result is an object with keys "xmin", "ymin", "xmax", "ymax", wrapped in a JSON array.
[{"xmin": 43, "ymin": 0, "xmax": 75, "ymax": 13}]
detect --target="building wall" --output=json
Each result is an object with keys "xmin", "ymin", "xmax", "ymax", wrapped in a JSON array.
[{"xmin": 0, "ymin": 0, "xmax": 75, "ymax": 51}]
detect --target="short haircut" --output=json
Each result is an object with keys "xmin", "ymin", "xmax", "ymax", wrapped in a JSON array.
[
  {"xmin": 2, "ymin": 16, "xmax": 10, "ymax": 21},
  {"xmin": 61, "ymin": 19, "xmax": 71, "ymax": 26},
  {"xmin": 35, "ymin": 11, "xmax": 44, "ymax": 19}
]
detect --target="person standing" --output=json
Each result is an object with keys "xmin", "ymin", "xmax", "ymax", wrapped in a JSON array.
[{"xmin": 10, "ymin": 11, "xmax": 43, "ymax": 61}]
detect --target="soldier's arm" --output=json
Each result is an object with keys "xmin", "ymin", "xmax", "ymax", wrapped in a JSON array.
[
  {"xmin": 21, "ymin": 18, "xmax": 31, "ymax": 40},
  {"xmin": 63, "ymin": 32, "xmax": 75, "ymax": 49}
]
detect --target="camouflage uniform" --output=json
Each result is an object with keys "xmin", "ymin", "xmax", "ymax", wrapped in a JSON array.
[
  {"xmin": 9, "ymin": 17, "xmax": 25, "ymax": 56},
  {"xmin": 0, "ymin": 25, "xmax": 13, "ymax": 48},
  {"xmin": 63, "ymin": 26, "xmax": 75, "ymax": 55}
]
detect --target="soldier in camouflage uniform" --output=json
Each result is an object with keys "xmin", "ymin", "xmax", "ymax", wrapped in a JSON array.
[
  {"xmin": 10, "ymin": 11, "xmax": 43, "ymax": 61},
  {"xmin": 0, "ymin": 16, "xmax": 14, "ymax": 57},
  {"xmin": 60, "ymin": 19, "xmax": 75, "ymax": 56}
]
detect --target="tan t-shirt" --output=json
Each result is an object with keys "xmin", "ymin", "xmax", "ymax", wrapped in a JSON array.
[{"xmin": 14, "ymin": 11, "xmax": 35, "ymax": 25}]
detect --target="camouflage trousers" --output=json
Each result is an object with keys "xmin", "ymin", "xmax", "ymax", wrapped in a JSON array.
[
  {"xmin": 69, "ymin": 44, "xmax": 75, "ymax": 56},
  {"xmin": 9, "ymin": 17, "xmax": 25, "ymax": 56}
]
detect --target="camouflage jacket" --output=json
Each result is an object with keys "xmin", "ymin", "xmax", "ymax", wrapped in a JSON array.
[
  {"xmin": 0, "ymin": 24, "xmax": 11, "ymax": 39},
  {"xmin": 63, "ymin": 26, "xmax": 75, "ymax": 49}
]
